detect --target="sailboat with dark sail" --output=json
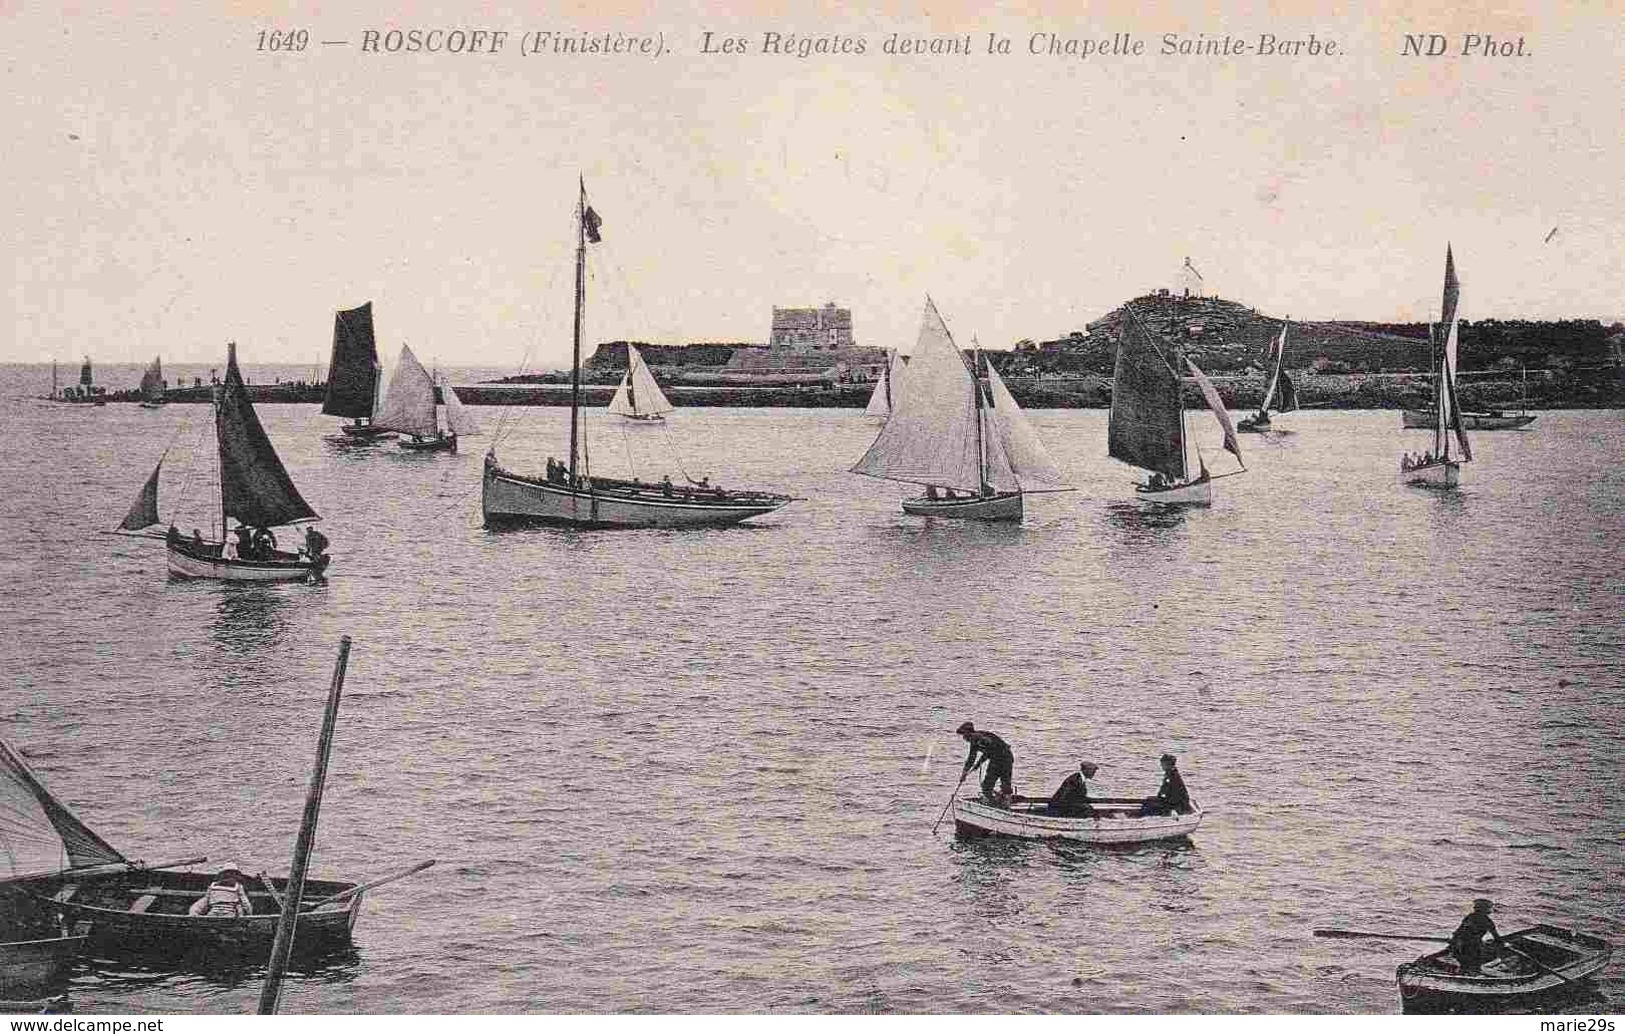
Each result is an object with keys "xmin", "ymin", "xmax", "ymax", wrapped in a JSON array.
[
  {"xmin": 1401, "ymin": 246, "xmax": 1473, "ymax": 488},
  {"xmin": 850, "ymin": 297, "xmax": 1071, "ymax": 521},
  {"xmin": 1108, "ymin": 303, "xmax": 1245, "ymax": 506},
  {"xmin": 117, "ymin": 342, "xmax": 331, "ymax": 581},
  {"xmin": 374, "ymin": 344, "xmax": 479, "ymax": 452},
  {"xmin": 481, "ymin": 182, "xmax": 795, "ymax": 529},
  {"xmin": 1236, "ymin": 322, "xmax": 1298, "ymax": 432},
  {"xmin": 322, "ymin": 301, "xmax": 392, "ymax": 442},
  {"xmin": 607, "ymin": 344, "xmax": 674, "ymax": 421},
  {"xmin": 138, "ymin": 356, "xmax": 166, "ymax": 409}
]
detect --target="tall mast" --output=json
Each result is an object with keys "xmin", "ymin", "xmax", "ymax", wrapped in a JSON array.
[
  {"xmin": 219, "ymin": 343, "xmax": 231, "ymax": 544},
  {"xmin": 1176, "ymin": 345, "xmax": 1191, "ymax": 481},
  {"xmin": 971, "ymin": 338, "xmax": 987, "ymax": 494},
  {"xmin": 569, "ymin": 179, "xmax": 586, "ymax": 483}
]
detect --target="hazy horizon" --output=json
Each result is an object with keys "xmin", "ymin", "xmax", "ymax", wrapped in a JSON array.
[{"xmin": 6, "ymin": 2, "xmax": 1622, "ymax": 367}]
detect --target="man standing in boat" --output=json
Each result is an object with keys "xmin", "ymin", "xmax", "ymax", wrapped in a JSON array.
[
  {"xmin": 1139, "ymin": 753, "xmax": 1194, "ymax": 816},
  {"xmin": 1448, "ymin": 898, "xmax": 1504, "ymax": 974},
  {"xmin": 957, "ymin": 722, "xmax": 1015, "ymax": 806}
]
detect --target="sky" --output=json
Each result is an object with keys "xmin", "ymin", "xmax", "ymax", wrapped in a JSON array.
[{"xmin": 4, "ymin": 1, "xmax": 1622, "ymax": 367}]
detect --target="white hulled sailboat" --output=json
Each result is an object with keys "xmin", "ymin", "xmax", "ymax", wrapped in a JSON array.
[
  {"xmin": 1401, "ymin": 246, "xmax": 1472, "ymax": 488},
  {"xmin": 607, "ymin": 344, "xmax": 674, "ymax": 421}
]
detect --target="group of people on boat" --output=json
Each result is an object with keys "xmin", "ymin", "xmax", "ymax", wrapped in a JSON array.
[
  {"xmin": 1401, "ymin": 450, "xmax": 1442, "ymax": 471},
  {"xmin": 925, "ymin": 485, "xmax": 991, "ymax": 501},
  {"xmin": 164, "ymin": 524, "xmax": 328, "ymax": 563},
  {"xmin": 956, "ymin": 722, "xmax": 1195, "ymax": 817}
]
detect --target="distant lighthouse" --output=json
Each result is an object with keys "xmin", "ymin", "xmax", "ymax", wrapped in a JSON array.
[{"xmin": 1179, "ymin": 256, "xmax": 1206, "ymax": 299}]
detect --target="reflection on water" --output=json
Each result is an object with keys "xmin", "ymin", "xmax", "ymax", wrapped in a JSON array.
[
  {"xmin": 79, "ymin": 945, "xmax": 361, "ymax": 994},
  {"xmin": 1101, "ymin": 501, "xmax": 1189, "ymax": 535},
  {"xmin": 208, "ymin": 584, "xmax": 294, "ymax": 654}
]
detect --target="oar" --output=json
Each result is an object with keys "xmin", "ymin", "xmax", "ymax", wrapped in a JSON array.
[
  {"xmin": 1313, "ymin": 929, "xmax": 1450, "ymax": 944},
  {"xmin": 1500, "ymin": 943, "xmax": 1576, "ymax": 986},
  {"xmin": 302, "ymin": 859, "xmax": 436, "ymax": 911},
  {"xmin": 931, "ymin": 769, "xmax": 972, "ymax": 836},
  {"xmin": 257, "ymin": 872, "xmax": 286, "ymax": 912}
]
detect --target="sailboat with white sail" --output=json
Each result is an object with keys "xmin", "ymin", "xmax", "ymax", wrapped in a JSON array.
[
  {"xmin": 481, "ymin": 181, "xmax": 794, "ymax": 529},
  {"xmin": 1401, "ymin": 246, "xmax": 1472, "ymax": 488},
  {"xmin": 607, "ymin": 344, "xmax": 674, "ymax": 421},
  {"xmin": 374, "ymin": 344, "xmax": 480, "ymax": 452},
  {"xmin": 116, "ymin": 342, "xmax": 331, "ymax": 581},
  {"xmin": 1236, "ymin": 322, "xmax": 1298, "ymax": 432},
  {"xmin": 1108, "ymin": 303, "xmax": 1245, "ymax": 506},
  {"xmin": 863, "ymin": 349, "xmax": 902, "ymax": 421},
  {"xmin": 850, "ymin": 297, "xmax": 1071, "ymax": 521},
  {"xmin": 322, "ymin": 301, "xmax": 392, "ymax": 442},
  {"xmin": 138, "ymin": 356, "xmax": 166, "ymax": 409}
]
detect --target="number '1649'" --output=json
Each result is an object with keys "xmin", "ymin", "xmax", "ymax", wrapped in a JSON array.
[{"xmin": 257, "ymin": 30, "xmax": 309, "ymax": 51}]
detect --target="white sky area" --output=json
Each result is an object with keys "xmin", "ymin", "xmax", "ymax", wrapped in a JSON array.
[{"xmin": 4, "ymin": 1, "xmax": 1621, "ymax": 367}]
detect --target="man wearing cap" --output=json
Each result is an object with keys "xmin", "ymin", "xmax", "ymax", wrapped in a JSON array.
[
  {"xmin": 1138, "ymin": 753, "xmax": 1194, "ymax": 816},
  {"xmin": 187, "ymin": 863, "xmax": 255, "ymax": 917},
  {"xmin": 1448, "ymin": 898, "xmax": 1503, "ymax": 974},
  {"xmin": 1046, "ymin": 761, "xmax": 1098, "ymax": 817},
  {"xmin": 957, "ymin": 722, "xmax": 1015, "ymax": 806}
]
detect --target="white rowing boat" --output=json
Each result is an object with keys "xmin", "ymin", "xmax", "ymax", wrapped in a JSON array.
[{"xmin": 951, "ymin": 796, "xmax": 1203, "ymax": 844}]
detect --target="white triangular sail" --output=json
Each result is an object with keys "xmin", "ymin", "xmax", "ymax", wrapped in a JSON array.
[
  {"xmin": 1186, "ymin": 358, "xmax": 1244, "ymax": 466},
  {"xmin": 852, "ymin": 298, "xmax": 989, "ymax": 491},
  {"xmin": 0, "ymin": 738, "xmax": 127, "ymax": 881},
  {"xmin": 864, "ymin": 350, "xmax": 900, "ymax": 418},
  {"xmin": 442, "ymin": 384, "xmax": 481, "ymax": 436},
  {"xmin": 608, "ymin": 345, "xmax": 673, "ymax": 418},
  {"xmin": 985, "ymin": 362, "xmax": 1068, "ymax": 491},
  {"xmin": 1259, "ymin": 325, "xmax": 1287, "ymax": 413},
  {"xmin": 374, "ymin": 344, "xmax": 438, "ymax": 437}
]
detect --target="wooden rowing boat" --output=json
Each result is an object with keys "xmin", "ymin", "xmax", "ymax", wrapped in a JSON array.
[
  {"xmin": 1396, "ymin": 924, "xmax": 1614, "ymax": 1013},
  {"xmin": 0, "ymin": 923, "xmax": 88, "ymax": 999},
  {"xmin": 951, "ymin": 795, "xmax": 1203, "ymax": 844}
]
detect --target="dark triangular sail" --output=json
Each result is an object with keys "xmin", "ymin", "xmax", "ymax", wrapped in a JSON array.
[
  {"xmin": 1108, "ymin": 307, "xmax": 1186, "ymax": 480},
  {"xmin": 218, "ymin": 343, "xmax": 320, "ymax": 528},
  {"xmin": 321, "ymin": 302, "xmax": 380, "ymax": 419},
  {"xmin": 118, "ymin": 459, "xmax": 163, "ymax": 531},
  {"xmin": 139, "ymin": 357, "xmax": 164, "ymax": 402},
  {"xmin": 0, "ymin": 737, "xmax": 127, "ymax": 880}
]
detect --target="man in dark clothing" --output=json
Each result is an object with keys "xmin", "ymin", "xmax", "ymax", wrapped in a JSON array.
[
  {"xmin": 1139, "ymin": 753, "xmax": 1194, "ymax": 816},
  {"xmin": 1449, "ymin": 898, "xmax": 1503, "ymax": 974},
  {"xmin": 1046, "ymin": 761, "xmax": 1098, "ymax": 817},
  {"xmin": 957, "ymin": 721, "xmax": 1014, "ymax": 805}
]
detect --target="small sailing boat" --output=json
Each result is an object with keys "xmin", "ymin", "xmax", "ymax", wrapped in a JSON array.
[
  {"xmin": 322, "ymin": 301, "xmax": 393, "ymax": 442},
  {"xmin": 138, "ymin": 356, "xmax": 166, "ymax": 409},
  {"xmin": 1402, "ymin": 358, "xmax": 1536, "ymax": 430},
  {"xmin": 117, "ymin": 342, "xmax": 331, "ymax": 581},
  {"xmin": 61, "ymin": 356, "xmax": 105, "ymax": 405},
  {"xmin": 607, "ymin": 344, "xmax": 674, "ymax": 421},
  {"xmin": 374, "ymin": 344, "xmax": 478, "ymax": 452},
  {"xmin": 863, "ymin": 349, "xmax": 902, "ymax": 420},
  {"xmin": 1108, "ymin": 303, "xmax": 1244, "ymax": 506},
  {"xmin": 1237, "ymin": 322, "xmax": 1298, "ymax": 432},
  {"xmin": 1401, "ymin": 247, "xmax": 1473, "ymax": 488},
  {"xmin": 850, "ymin": 297, "xmax": 1071, "ymax": 521},
  {"xmin": 482, "ymin": 181, "xmax": 795, "ymax": 529}
]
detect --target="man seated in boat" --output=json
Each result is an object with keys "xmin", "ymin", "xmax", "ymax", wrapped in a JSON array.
[
  {"xmin": 1045, "ymin": 761, "xmax": 1098, "ymax": 817},
  {"xmin": 1138, "ymin": 753, "xmax": 1194, "ymax": 816},
  {"xmin": 186, "ymin": 863, "xmax": 254, "ymax": 918},
  {"xmin": 957, "ymin": 721, "xmax": 1015, "ymax": 807},
  {"xmin": 1148, "ymin": 472, "xmax": 1169, "ymax": 490},
  {"xmin": 545, "ymin": 457, "xmax": 565, "ymax": 483},
  {"xmin": 1448, "ymin": 898, "xmax": 1504, "ymax": 974}
]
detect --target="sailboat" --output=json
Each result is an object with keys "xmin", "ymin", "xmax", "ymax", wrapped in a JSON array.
[
  {"xmin": 607, "ymin": 344, "xmax": 674, "ymax": 421},
  {"xmin": 481, "ymin": 182, "xmax": 795, "ymax": 529},
  {"xmin": 138, "ymin": 356, "xmax": 166, "ymax": 409},
  {"xmin": 863, "ymin": 349, "xmax": 902, "ymax": 420},
  {"xmin": 1236, "ymin": 322, "xmax": 1298, "ymax": 432},
  {"xmin": 117, "ymin": 342, "xmax": 331, "ymax": 581},
  {"xmin": 850, "ymin": 297, "xmax": 1071, "ymax": 521},
  {"xmin": 374, "ymin": 344, "xmax": 478, "ymax": 452},
  {"xmin": 1401, "ymin": 246, "xmax": 1472, "ymax": 488},
  {"xmin": 322, "ymin": 301, "xmax": 393, "ymax": 442},
  {"xmin": 1108, "ymin": 303, "xmax": 1245, "ymax": 506},
  {"xmin": 61, "ymin": 356, "xmax": 105, "ymax": 405}
]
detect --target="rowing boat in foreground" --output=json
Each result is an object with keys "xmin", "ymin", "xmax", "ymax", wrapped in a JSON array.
[
  {"xmin": 0, "ymin": 923, "xmax": 88, "ymax": 1000},
  {"xmin": 1396, "ymin": 925, "xmax": 1614, "ymax": 1013},
  {"xmin": 951, "ymin": 796, "xmax": 1203, "ymax": 844}
]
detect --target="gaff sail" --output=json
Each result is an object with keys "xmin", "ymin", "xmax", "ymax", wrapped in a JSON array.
[
  {"xmin": 0, "ymin": 738, "xmax": 127, "ymax": 882},
  {"xmin": 1435, "ymin": 247, "xmax": 1473, "ymax": 463},
  {"xmin": 217, "ymin": 343, "xmax": 320, "ymax": 528},
  {"xmin": 608, "ymin": 345, "xmax": 674, "ymax": 418},
  {"xmin": 442, "ymin": 385, "xmax": 481, "ymax": 436},
  {"xmin": 1186, "ymin": 358, "xmax": 1244, "ymax": 465},
  {"xmin": 322, "ymin": 302, "xmax": 381, "ymax": 419},
  {"xmin": 1108, "ymin": 306, "xmax": 1186, "ymax": 481},
  {"xmin": 374, "ymin": 344, "xmax": 439, "ymax": 438},
  {"xmin": 1259, "ymin": 325, "xmax": 1288, "ymax": 413},
  {"xmin": 985, "ymin": 361, "xmax": 1068, "ymax": 491}
]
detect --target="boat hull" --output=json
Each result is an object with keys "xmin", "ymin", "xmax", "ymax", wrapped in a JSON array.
[
  {"xmin": 1402, "ymin": 459, "xmax": 1461, "ymax": 488},
  {"xmin": 1134, "ymin": 473, "xmax": 1212, "ymax": 506},
  {"xmin": 0, "ymin": 930, "xmax": 86, "ymax": 996},
  {"xmin": 900, "ymin": 491, "xmax": 1022, "ymax": 521},
  {"xmin": 398, "ymin": 433, "xmax": 456, "ymax": 453},
  {"xmin": 34, "ymin": 871, "xmax": 362, "ymax": 961},
  {"xmin": 1236, "ymin": 413, "xmax": 1272, "ymax": 433},
  {"xmin": 482, "ymin": 461, "xmax": 791, "ymax": 529},
  {"xmin": 951, "ymin": 798, "xmax": 1203, "ymax": 844},
  {"xmin": 1396, "ymin": 925, "xmax": 1614, "ymax": 1014},
  {"xmin": 1403, "ymin": 409, "xmax": 1536, "ymax": 430},
  {"xmin": 335, "ymin": 423, "xmax": 396, "ymax": 442},
  {"xmin": 166, "ymin": 542, "xmax": 329, "ymax": 582}
]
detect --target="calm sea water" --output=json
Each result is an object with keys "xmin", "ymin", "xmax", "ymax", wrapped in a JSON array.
[{"xmin": 2, "ymin": 373, "xmax": 1622, "ymax": 1014}]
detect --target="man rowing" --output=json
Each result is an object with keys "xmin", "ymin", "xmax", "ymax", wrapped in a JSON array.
[{"xmin": 957, "ymin": 722, "xmax": 1015, "ymax": 807}]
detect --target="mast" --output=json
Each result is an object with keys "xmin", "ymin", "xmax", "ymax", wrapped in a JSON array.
[
  {"xmin": 569, "ymin": 179, "xmax": 586, "ymax": 483},
  {"xmin": 218, "ymin": 345, "xmax": 230, "ymax": 544},
  {"xmin": 971, "ymin": 338, "xmax": 987, "ymax": 494},
  {"xmin": 1176, "ymin": 346, "xmax": 1191, "ymax": 480}
]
